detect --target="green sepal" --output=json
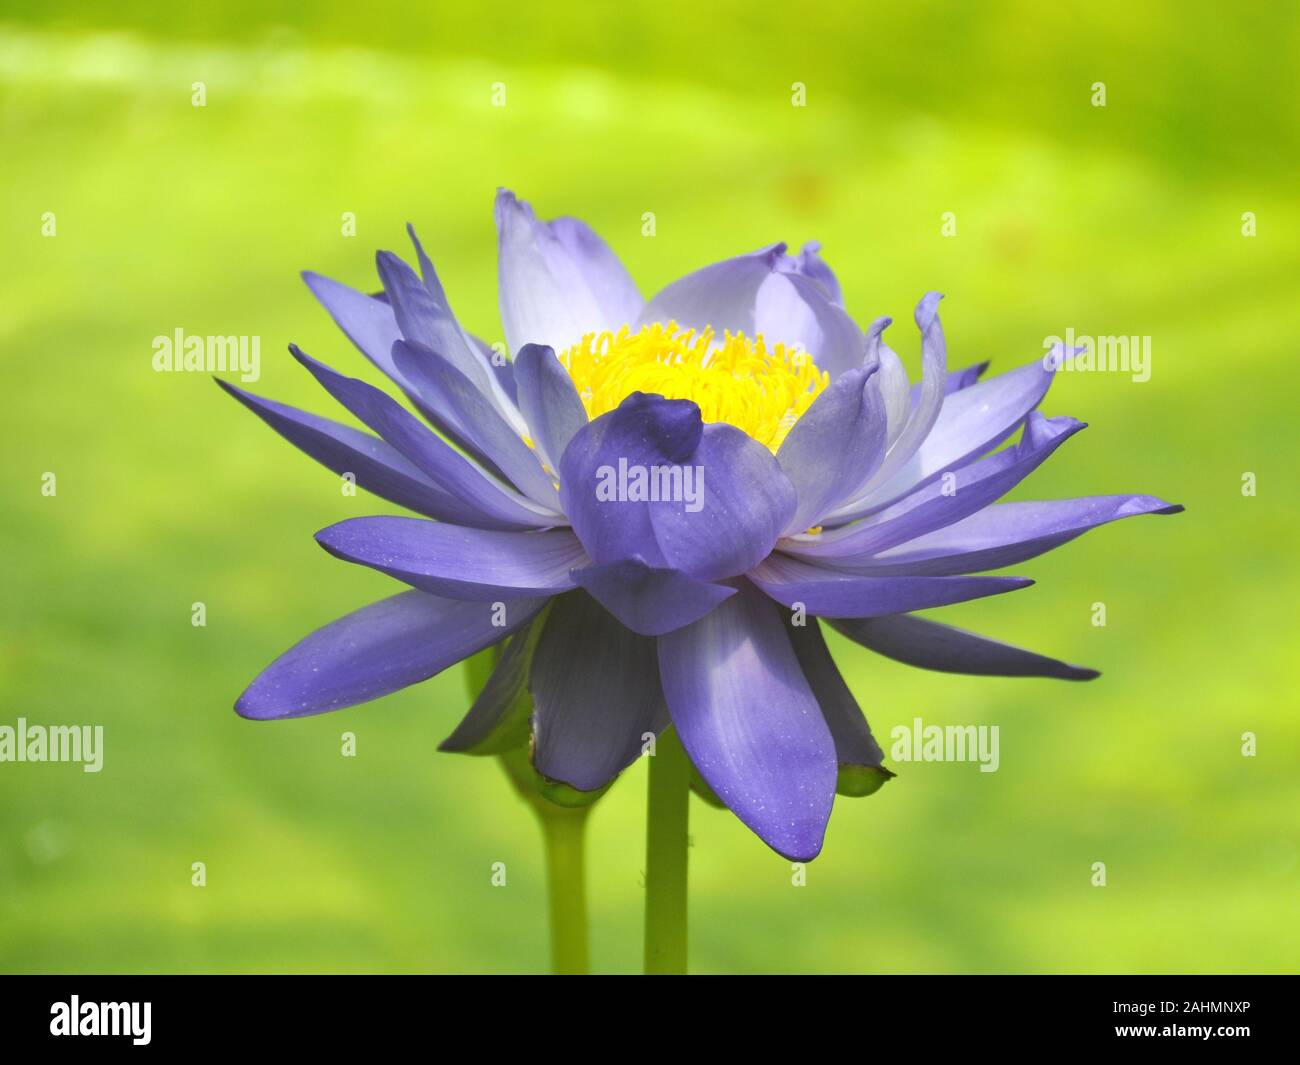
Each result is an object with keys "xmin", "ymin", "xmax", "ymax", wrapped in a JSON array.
[
  {"xmin": 836, "ymin": 763, "xmax": 896, "ymax": 797},
  {"xmin": 498, "ymin": 745, "xmax": 611, "ymax": 810}
]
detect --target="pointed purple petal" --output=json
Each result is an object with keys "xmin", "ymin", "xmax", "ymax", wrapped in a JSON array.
[
  {"xmin": 749, "ymin": 553, "xmax": 1033, "ymax": 618},
  {"xmin": 786, "ymin": 412, "xmax": 1086, "ymax": 565},
  {"xmin": 290, "ymin": 346, "xmax": 560, "ymax": 529},
  {"xmin": 316, "ymin": 518, "xmax": 587, "ymax": 600},
  {"xmin": 391, "ymin": 340, "xmax": 561, "ymax": 510},
  {"xmin": 236, "ymin": 590, "xmax": 547, "ymax": 720},
  {"xmin": 217, "ymin": 377, "xmax": 481, "ymax": 523},
  {"xmin": 831, "ymin": 341, "xmax": 1081, "ymax": 521},
  {"xmin": 785, "ymin": 619, "xmax": 884, "ymax": 768},
  {"xmin": 658, "ymin": 585, "xmax": 836, "ymax": 861},
  {"xmin": 302, "ymin": 272, "xmax": 404, "ymax": 384},
  {"xmin": 864, "ymin": 495, "xmax": 1184, "ymax": 575},
  {"xmin": 830, "ymin": 613, "xmax": 1100, "ymax": 681}
]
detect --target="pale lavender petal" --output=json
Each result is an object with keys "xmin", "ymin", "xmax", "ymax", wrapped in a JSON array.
[
  {"xmin": 531, "ymin": 592, "xmax": 667, "ymax": 791},
  {"xmin": 496, "ymin": 190, "xmax": 641, "ymax": 355},
  {"xmin": 235, "ymin": 590, "xmax": 546, "ymax": 720},
  {"xmin": 658, "ymin": 585, "xmax": 836, "ymax": 861},
  {"xmin": 830, "ymin": 614, "xmax": 1100, "ymax": 681},
  {"xmin": 776, "ymin": 240, "xmax": 843, "ymax": 306},
  {"xmin": 858, "ymin": 292, "xmax": 947, "ymax": 491},
  {"xmin": 865, "ymin": 316, "xmax": 913, "ymax": 449},
  {"xmin": 569, "ymin": 558, "xmax": 736, "ymax": 636},
  {"xmin": 316, "ymin": 518, "xmax": 587, "ymax": 600},
  {"xmin": 548, "ymin": 215, "xmax": 643, "ymax": 328},
  {"xmin": 637, "ymin": 244, "xmax": 787, "ymax": 335},
  {"xmin": 749, "ymin": 553, "xmax": 1033, "ymax": 618},
  {"xmin": 754, "ymin": 270, "xmax": 864, "ymax": 379}
]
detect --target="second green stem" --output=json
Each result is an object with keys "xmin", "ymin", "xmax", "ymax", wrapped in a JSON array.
[{"xmin": 644, "ymin": 727, "xmax": 691, "ymax": 974}]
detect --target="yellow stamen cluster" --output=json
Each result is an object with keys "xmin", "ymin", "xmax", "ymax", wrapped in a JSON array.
[{"xmin": 557, "ymin": 322, "xmax": 828, "ymax": 452}]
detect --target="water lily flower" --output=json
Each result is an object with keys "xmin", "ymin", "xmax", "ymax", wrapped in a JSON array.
[{"xmin": 222, "ymin": 189, "xmax": 1181, "ymax": 862}]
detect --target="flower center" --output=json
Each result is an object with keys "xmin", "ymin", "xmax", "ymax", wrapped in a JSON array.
[{"xmin": 557, "ymin": 322, "xmax": 828, "ymax": 452}]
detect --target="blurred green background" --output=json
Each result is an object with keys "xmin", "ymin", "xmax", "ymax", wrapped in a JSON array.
[{"xmin": 2, "ymin": 1, "xmax": 1297, "ymax": 974}]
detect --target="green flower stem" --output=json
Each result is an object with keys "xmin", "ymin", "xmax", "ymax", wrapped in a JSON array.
[
  {"xmin": 538, "ymin": 806, "xmax": 591, "ymax": 975},
  {"xmin": 496, "ymin": 746, "xmax": 592, "ymax": 975},
  {"xmin": 644, "ymin": 727, "xmax": 691, "ymax": 975},
  {"xmin": 466, "ymin": 647, "xmax": 592, "ymax": 975}
]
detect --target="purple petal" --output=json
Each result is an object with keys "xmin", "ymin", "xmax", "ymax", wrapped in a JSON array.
[
  {"xmin": 830, "ymin": 341, "xmax": 1080, "ymax": 522},
  {"xmin": 377, "ymin": 227, "xmax": 515, "ymax": 419},
  {"xmin": 496, "ymin": 190, "xmax": 641, "ymax": 354},
  {"xmin": 775, "ymin": 240, "xmax": 843, "ymax": 306},
  {"xmin": 754, "ymin": 270, "xmax": 864, "ymax": 379},
  {"xmin": 864, "ymin": 495, "xmax": 1184, "ymax": 575},
  {"xmin": 785, "ymin": 412, "xmax": 1086, "ymax": 565},
  {"xmin": 637, "ymin": 244, "xmax": 786, "ymax": 335},
  {"xmin": 236, "ymin": 590, "xmax": 547, "ymax": 720},
  {"xmin": 548, "ymin": 215, "xmax": 643, "ymax": 328},
  {"xmin": 830, "ymin": 613, "xmax": 1100, "ymax": 681},
  {"xmin": 647, "ymin": 423, "xmax": 797, "ymax": 580},
  {"xmin": 749, "ymin": 553, "xmax": 1033, "ymax": 618},
  {"xmin": 658, "ymin": 584, "xmax": 837, "ymax": 861},
  {"xmin": 217, "ymin": 377, "xmax": 496, "ymax": 524},
  {"xmin": 440, "ymin": 616, "xmax": 543, "ymax": 754},
  {"xmin": 512, "ymin": 342, "xmax": 589, "ymax": 472},
  {"xmin": 913, "ymin": 359, "xmax": 990, "ymax": 402},
  {"xmin": 569, "ymin": 558, "xmax": 736, "ymax": 636},
  {"xmin": 558, "ymin": 392, "xmax": 703, "ymax": 568},
  {"xmin": 472, "ymin": 333, "xmax": 519, "ymax": 403},
  {"xmin": 776, "ymin": 363, "xmax": 887, "ymax": 534},
  {"xmin": 290, "ymin": 346, "xmax": 561, "ymax": 529},
  {"xmin": 865, "ymin": 316, "xmax": 913, "ymax": 447},
  {"xmin": 302, "ymin": 272, "xmax": 404, "ymax": 385},
  {"xmin": 785, "ymin": 619, "xmax": 884, "ymax": 768},
  {"xmin": 858, "ymin": 292, "xmax": 947, "ymax": 491},
  {"xmin": 530, "ymin": 592, "xmax": 667, "ymax": 791},
  {"xmin": 391, "ymin": 340, "xmax": 561, "ymax": 510},
  {"xmin": 316, "ymin": 518, "xmax": 588, "ymax": 600}
]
